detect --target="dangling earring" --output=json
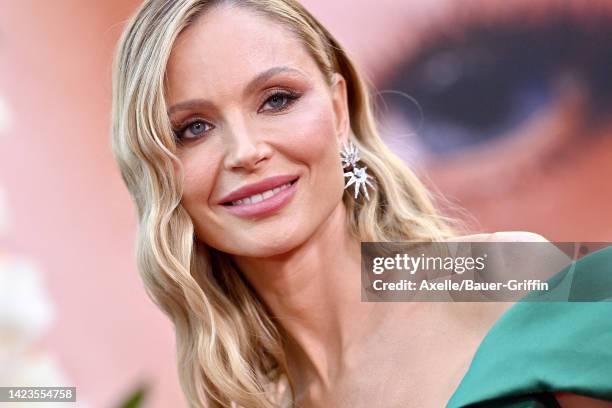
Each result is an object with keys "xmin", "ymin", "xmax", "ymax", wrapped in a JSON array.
[{"xmin": 340, "ymin": 140, "xmax": 375, "ymax": 200}]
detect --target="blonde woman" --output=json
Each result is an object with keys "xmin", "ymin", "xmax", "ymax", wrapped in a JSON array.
[{"xmin": 110, "ymin": 0, "xmax": 612, "ymax": 407}]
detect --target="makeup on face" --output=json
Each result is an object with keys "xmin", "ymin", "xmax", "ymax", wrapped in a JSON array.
[
  {"xmin": 164, "ymin": 5, "xmax": 348, "ymax": 257},
  {"xmin": 218, "ymin": 174, "xmax": 300, "ymax": 219}
]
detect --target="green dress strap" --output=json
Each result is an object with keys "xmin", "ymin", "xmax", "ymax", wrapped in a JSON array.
[{"xmin": 446, "ymin": 245, "xmax": 612, "ymax": 408}]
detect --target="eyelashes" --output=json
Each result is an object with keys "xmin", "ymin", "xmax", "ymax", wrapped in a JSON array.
[
  {"xmin": 173, "ymin": 119, "xmax": 213, "ymax": 142},
  {"xmin": 172, "ymin": 89, "xmax": 302, "ymax": 143},
  {"xmin": 258, "ymin": 89, "xmax": 301, "ymax": 113}
]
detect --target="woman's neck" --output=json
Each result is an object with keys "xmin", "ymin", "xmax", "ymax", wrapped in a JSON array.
[{"xmin": 233, "ymin": 202, "xmax": 378, "ymax": 391}]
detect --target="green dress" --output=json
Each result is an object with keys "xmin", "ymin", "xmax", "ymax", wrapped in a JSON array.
[{"xmin": 446, "ymin": 245, "xmax": 612, "ymax": 408}]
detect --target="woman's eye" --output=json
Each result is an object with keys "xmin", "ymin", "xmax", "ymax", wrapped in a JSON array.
[
  {"xmin": 259, "ymin": 91, "xmax": 299, "ymax": 113},
  {"xmin": 175, "ymin": 120, "xmax": 213, "ymax": 141}
]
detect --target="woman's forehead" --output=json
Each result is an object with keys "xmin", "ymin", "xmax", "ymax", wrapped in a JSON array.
[{"xmin": 166, "ymin": 4, "xmax": 320, "ymax": 100}]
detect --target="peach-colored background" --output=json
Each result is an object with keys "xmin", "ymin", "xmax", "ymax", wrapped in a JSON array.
[
  {"xmin": 0, "ymin": 1, "xmax": 610, "ymax": 407},
  {"xmin": 0, "ymin": 1, "xmax": 181, "ymax": 406}
]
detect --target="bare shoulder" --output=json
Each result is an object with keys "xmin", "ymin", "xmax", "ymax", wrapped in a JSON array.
[
  {"xmin": 444, "ymin": 231, "xmax": 568, "ymax": 327},
  {"xmin": 446, "ymin": 231, "xmax": 568, "ymax": 284},
  {"xmin": 446, "ymin": 231, "xmax": 549, "ymax": 243},
  {"xmin": 487, "ymin": 230, "xmax": 549, "ymax": 242},
  {"xmin": 448, "ymin": 231, "xmax": 550, "ymax": 242},
  {"xmin": 486, "ymin": 231, "xmax": 572, "ymax": 266}
]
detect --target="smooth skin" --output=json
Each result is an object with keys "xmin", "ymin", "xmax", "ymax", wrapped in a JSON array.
[{"xmin": 165, "ymin": 4, "xmax": 612, "ymax": 407}]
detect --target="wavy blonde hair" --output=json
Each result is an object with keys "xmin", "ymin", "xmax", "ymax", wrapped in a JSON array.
[{"xmin": 111, "ymin": 0, "xmax": 466, "ymax": 406}]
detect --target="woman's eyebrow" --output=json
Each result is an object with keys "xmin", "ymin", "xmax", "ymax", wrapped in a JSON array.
[
  {"xmin": 242, "ymin": 65, "xmax": 307, "ymax": 97},
  {"xmin": 167, "ymin": 65, "xmax": 307, "ymax": 114}
]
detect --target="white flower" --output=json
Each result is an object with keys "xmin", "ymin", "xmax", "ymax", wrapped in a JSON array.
[
  {"xmin": 0, "ymin": 254, "xmax": 88, "ymax": 407},
  {"xmin": 0, "ymin": 256, "xmax": 55, "ymax": 359},
  {"xmin": 0, "ymin": 352, "xmax": 88, "ymax": 407}
]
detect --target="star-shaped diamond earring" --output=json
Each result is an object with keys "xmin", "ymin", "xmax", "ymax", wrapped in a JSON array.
[
  {"xmin": 344, "ymin": 165, "xmax": 375, "ymax": 199},
  {"xmin": 340, "ymin": 141, "xmax": 361, "ymax": 169},
  {"xmin": 340, "ymin": 140, "xmax": 375, "ymax": 200}
]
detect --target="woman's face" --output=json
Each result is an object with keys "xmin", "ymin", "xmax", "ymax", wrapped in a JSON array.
[{"xmin": 165, "ymin": 5, "xmax": 350, "ymax": 257}]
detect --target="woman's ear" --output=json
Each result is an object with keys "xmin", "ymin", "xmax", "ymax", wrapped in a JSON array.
[{"xmin": 330, "ymin": 72, "xmax": 350, "ymax": 146}]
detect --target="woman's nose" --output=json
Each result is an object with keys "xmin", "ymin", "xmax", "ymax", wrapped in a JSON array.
[{"xmin": 222, "ymin": 121, "xmax": 272, "ymax": 171}]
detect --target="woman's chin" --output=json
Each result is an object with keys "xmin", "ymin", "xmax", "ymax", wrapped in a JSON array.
[{"xmin": 227, "ymin": 233, "xmax": 306, "ymax": 260}]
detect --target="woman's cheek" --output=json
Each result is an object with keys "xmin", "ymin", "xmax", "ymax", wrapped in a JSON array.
[
  {"xmin": 180, "ymin": 150, "xmax": 218, "ymax": 214},
  {"xmin": 278, "ymin": 100, "xmax": 338, "ymax": 160}
]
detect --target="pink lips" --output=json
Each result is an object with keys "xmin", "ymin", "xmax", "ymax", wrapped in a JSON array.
[{"xmin": 219, "ymin": 175, "xmax": 299, "ymax": 219}]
